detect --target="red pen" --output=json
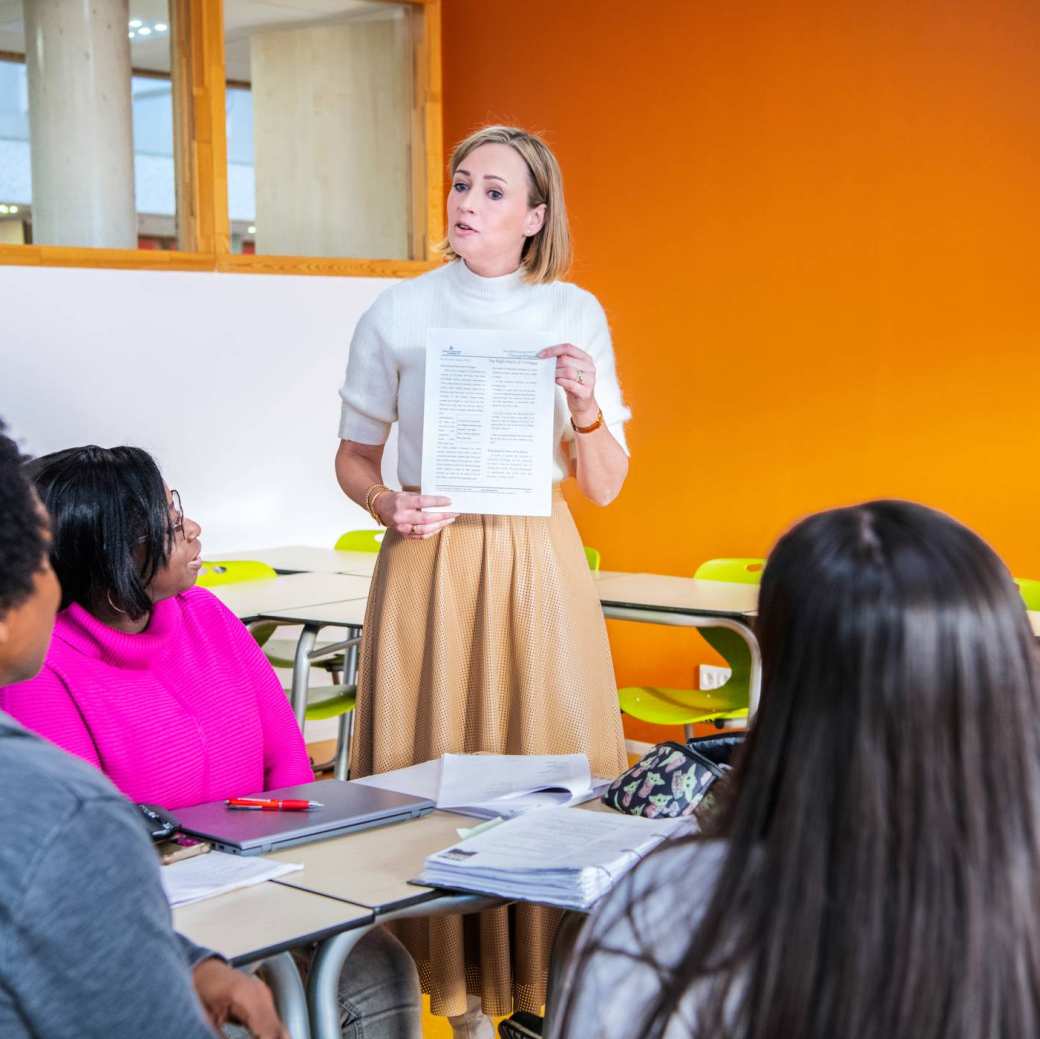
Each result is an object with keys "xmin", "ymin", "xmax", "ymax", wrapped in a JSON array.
[{"xmin": 225, "ymin": 798, "xmax": 323, "ymax": 811}]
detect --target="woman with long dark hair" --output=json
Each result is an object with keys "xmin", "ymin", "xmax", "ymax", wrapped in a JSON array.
[{"xmin": 551, "ymin": 500, "xmax": 1040, "ymax": 1039}]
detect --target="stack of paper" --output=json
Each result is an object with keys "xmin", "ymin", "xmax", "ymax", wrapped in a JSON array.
[
  {"xmin": 353, "ymin": 754, "xmax": 607, "ymax": 820},
  {"xmin": 161, "ymin": 851, "xmax": 302, "ymax": 907},
  {"xmin": 415, "ymin": 806, "xmax": 682, "ymax": 911}
]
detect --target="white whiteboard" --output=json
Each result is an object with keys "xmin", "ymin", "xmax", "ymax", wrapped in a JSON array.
[{"xmin": 0, "ymin": 264, "xmax": 401, "ymax": 554}]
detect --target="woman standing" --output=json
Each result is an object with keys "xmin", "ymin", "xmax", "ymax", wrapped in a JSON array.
[{"xmin": 335, "ymin": 126, "xmax": 630, "ymax": 1034}]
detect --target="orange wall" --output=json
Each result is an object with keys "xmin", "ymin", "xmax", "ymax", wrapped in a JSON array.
[{"xmin": 441, "ymin": 1, "xmax": 1040, "ymax": 738}]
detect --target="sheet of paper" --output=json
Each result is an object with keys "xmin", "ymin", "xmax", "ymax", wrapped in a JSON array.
[
  {"xmin": 437, "ymin": 753, "xmax": 591, "ymax": 809},
  {"xmin": 160, "ymin": 850, "xmax": 302, "ymax": 907},
  {"xmin": 352, "ymin": 758, "xmax": 443, "ymax": 801},
  {"xmin": 353, "ymin": 756, "xmax": 602, "ymax": 821},
  {"xmin": 421, "ymin": 328, "xmax": 557, "ymax": 516}
]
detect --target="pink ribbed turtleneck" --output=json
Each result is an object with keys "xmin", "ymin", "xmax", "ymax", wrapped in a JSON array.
[{"xmin": 0, "ymin": 586, "xmax": 313, "ymax": 810}]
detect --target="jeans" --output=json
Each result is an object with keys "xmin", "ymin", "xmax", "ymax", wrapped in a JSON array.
[{"xmin": 225, "ymin": 927, "xmax": 421, "ymax": 1039}]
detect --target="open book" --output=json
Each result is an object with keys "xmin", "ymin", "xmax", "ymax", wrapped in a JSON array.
[
  {"xmin": 415, "ymin": 806, "xmax": 682, "ymax": 911},
  {"xmin": 353, "ymin": 753, "xmax": 608, "ymax": 820}
]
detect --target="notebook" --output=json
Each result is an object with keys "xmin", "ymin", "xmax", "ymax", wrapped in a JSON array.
[{"xmin": 175, "ymin": 779, "xmax": 434, "ymax": 855}]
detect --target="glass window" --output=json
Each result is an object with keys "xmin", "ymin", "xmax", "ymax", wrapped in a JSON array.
[
  {"xmin": 0, "ymin": 1, "xmax": 183, "ymax": 250},
  {"xmin": 223, "ymin": 0, "xmax": 416, "ymax": 260}
]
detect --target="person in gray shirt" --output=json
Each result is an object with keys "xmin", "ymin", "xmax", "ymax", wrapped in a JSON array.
[{"xmin": 0, "ymin": 421, "xmax": 287, "ymax": 1039}]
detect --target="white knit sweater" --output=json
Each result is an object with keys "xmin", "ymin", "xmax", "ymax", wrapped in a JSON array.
[{"xmin": 338, "ymin": 259, "xmax": 631, "ymax": 488}]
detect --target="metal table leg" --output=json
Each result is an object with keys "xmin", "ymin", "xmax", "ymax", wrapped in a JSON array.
[
  {"xmin": 307, "ymin": 895, "xmax": 501, "ymax": 1039},
  {"xmin": 335, "ymin": 625, "xmax": 360, "ymax": 779},
  {"xmin": 259, "ymin": 951, "xmax": 311, "ymax": 1039},
  {"xmin": 601, "ymin": 607, "xmax": 762, "ymax": 718},
  {"xmin": 291, "ymin": 624, "xmax": 319, "ymax": 729}
]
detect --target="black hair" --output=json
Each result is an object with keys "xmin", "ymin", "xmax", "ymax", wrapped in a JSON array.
[
  {"xmin": 558, "ymin": 500, "xmax": 1040, "ymax": 1039},
  {"xmin": 0, "ymin": 420, "xmax": 49, "ymax": 615},
  {"xmin": 26, "ymin": 445, "xmax": 174, "ymax": 620}
]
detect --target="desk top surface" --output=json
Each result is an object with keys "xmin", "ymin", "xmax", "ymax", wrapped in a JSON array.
[
  {"xmin": 212, "ymin": 545, "xmax": 380, "ymax": 577},
  {"xmin": 260, "ymin": 597, "xmax": 370, "ymax": 627},
  {"xmin": 594, "ymin": 571, "xmax": 759, "ymax": 617},
  {"xmin": 172, "ymin": 881, "xmax": 371, "ymax": 965},
  {"xmin": 207, "ymin": 571, "xmax": 372, "ymax": 619},
  {"xmin": 1032, "ymin": 611, "xmax": 1040, "ymax": 638},
  {"xmin": 267, "ymin": 809, "xmax": 474, "ymax": 912}
]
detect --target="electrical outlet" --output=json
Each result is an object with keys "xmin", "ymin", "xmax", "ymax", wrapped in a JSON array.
[{"xmin": 698, "ymin": 664, "xmax": 732, "ymax": 690}]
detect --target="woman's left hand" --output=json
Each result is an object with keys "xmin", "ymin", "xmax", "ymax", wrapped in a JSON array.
[{"xmin": 539, "ymin": 343, "xmax": 599, "ymax": 425}]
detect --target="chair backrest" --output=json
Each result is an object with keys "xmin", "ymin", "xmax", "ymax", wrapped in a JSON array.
[
  {"xmin": 196, "ymin": 559, "xmax": 278, "ymax": 587},
  {"xmin": 335, "ymin": 529, "xmax": 385, "ymax": 553},
  {"xmin": 694, "ymin": 557, "xmax": 765, "ymax": 585},
  {"xmin": 1016, "ymin": 577, "xmax": 1040, "ymax": 612},
  {"xmin": 584, "ymin": 546, "xmax": 602, "ymax": 572},
  {"xmin": 692, "ymin": 558, "xmax": 765, "ymax": 682}
]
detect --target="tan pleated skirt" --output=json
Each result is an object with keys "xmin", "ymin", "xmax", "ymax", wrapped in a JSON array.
[{"xmin": 350, "ymin": 486, "xmax": 627, "ymax": 1017}]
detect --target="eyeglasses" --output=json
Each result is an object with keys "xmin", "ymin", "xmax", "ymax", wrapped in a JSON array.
[{"xmin": 168, "ymin": 489, "xmax": 184, "ymax": 535}]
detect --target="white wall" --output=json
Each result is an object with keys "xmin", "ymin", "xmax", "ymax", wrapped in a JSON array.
[{"xmin": 0, "ymin": 264, "xmax": 400, "ymax": 554}]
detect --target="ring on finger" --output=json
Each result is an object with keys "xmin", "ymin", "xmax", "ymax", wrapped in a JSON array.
[{"xmin": 576, "ymin": 369, "xmax": 585, "ymax": 384}]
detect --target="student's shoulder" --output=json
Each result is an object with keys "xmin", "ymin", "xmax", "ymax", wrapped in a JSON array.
[
  {"xmin": 178, "ymin": 583, "xmax": 240, "ymax": 627},
  {"xmin": 0, "ymin": 716, "xmax": 136, "ymax": 867},
  {"xmin": 590, "ymin": 836, "xmax": 725, "ymax": 945},
  {"xmin": 177, "ymin": 586, "xmax": 266, "ymax": 662}
]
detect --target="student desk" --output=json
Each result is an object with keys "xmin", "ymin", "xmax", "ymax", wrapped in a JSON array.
[
  {"xmin": 212, "ymin": 545, "xmax": 380, "ymax": 578},
  {"xmin": 209, "ymin": 571, "xmax": 372, "ymax": 620},
  {"xmin": 209, "ymin": 574, "xmax": 371, "ymax": 728},
  {"xmin": 261, "ymin": 809, "xmax": 501, "ymax": 1039},
  {"xmin": 174, "ymin": 881, "xmax": 372, "ymax": 1039},
  {"xmin": 592, "ymin": 571, "xmax": 762, "ymax": 716},
  {"xmin": 256, "ymin": 598, "xmax": 370, "ymax": 728}
]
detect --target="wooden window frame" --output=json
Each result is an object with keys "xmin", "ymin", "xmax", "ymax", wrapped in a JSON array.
[{"xmin": 0, "ymin": 0, "xmax": 443, "ymax": 278}]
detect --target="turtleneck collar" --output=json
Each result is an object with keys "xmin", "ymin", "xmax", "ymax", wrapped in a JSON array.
[
  {"xmin": 54, "ymin": 597, "xmax": 183, "ymax": 670},
  {"xmin": 447, "ymin": 258, "xmax": 530, "ymax": 303}
]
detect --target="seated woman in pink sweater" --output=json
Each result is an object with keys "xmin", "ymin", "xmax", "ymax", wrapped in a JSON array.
[{"xmin": 0, "ymin": 444, "xmax": 314, "ymax": 809}]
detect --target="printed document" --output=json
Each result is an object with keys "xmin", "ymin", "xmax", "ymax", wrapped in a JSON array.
[
  {"xmin": 415, "ymin": 806, "xmax": 684, "ymax": 910},
  {"xmin": 161, "ymin": 851, "xmax": 302, "ymax": 907},
  {"xmin": 421, "ymin": 328, "xmax": 557, "ymax": 516}
]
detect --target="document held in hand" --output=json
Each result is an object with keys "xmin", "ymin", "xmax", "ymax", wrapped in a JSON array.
[{"xmin": 421, "ymin": 328, "xmax": 557, "ymax": 516}]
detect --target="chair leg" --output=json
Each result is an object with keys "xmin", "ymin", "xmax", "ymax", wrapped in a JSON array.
[
  {"xmin": 334, "ymin": 712, "xmax": 354, "ymax": 781},
  {"xmin": 683, "ymin": 723, "xmax": 695, "ymax": 742}
]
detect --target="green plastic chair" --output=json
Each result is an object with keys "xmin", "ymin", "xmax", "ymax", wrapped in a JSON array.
[
  {"xmin": 617, "ymin": 557, "xmax": 764, "ymax": 738},
  {"xmin": 197, "ymin": 559, "xmax": 278, "ymax": 587},
  {"xmin": 1016, "ymin": 577, "xmax": 1040, "ymax": 611},
  {"xmin": 198, "ymin": 559, "xmax": 357, "ymax": 774},
  {"xmin": 584, "ymin": 546, "xmax": 602, "ymax": 572},
  {"xmin": 335, "ymin": 529, "xmax": 384, "ymax": 552}
]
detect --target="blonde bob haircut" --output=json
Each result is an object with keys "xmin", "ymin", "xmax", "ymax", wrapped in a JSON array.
[{"xmin": 440, "ymin": 125, "xmax": 572, "ymax": 284}]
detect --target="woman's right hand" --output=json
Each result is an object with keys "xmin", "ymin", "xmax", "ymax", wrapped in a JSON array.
[{"xmin": 375, "ymin": 491, "xmax": 458, "ymax": 540}]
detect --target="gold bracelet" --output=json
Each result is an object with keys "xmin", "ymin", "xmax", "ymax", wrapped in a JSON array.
[
  {"xmin": 364, "ymin": 483, "xmax": 392, "ymax": 524},
  {"xmin": 571, "ymin": 408, "xmax": 604, "ymax": 435}
]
